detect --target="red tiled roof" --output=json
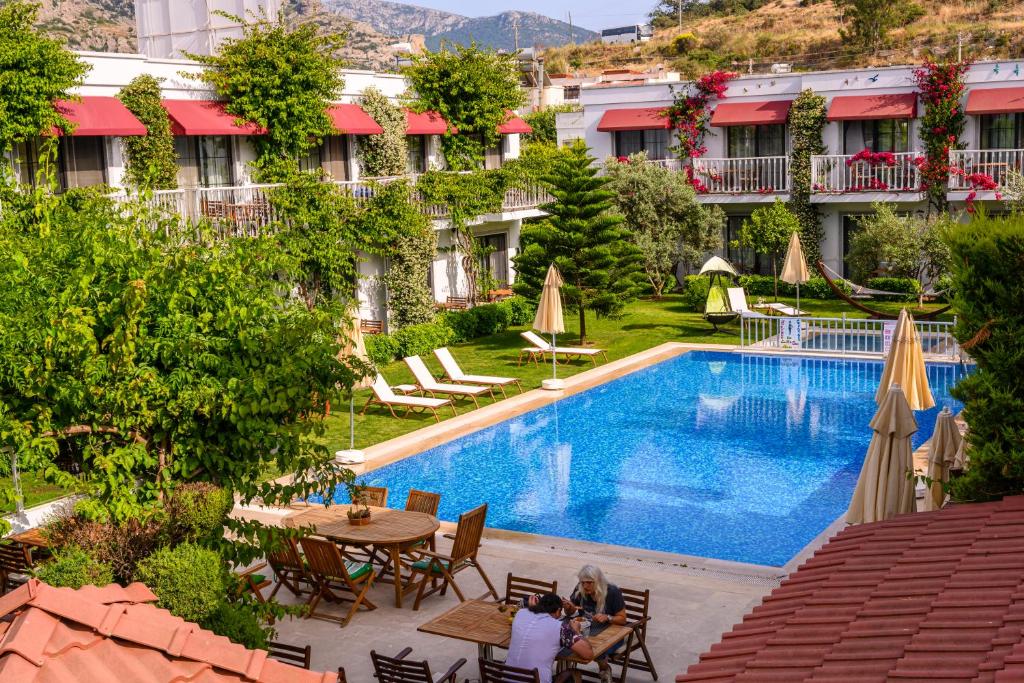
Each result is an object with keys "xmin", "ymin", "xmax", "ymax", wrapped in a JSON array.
[
  {"xmin": 0, "ymin": 579, "xmax": 339, "ymax": 683},
  {"xmin": 678, "ymin": 495, "xmax": 1024, "ymax": 683}
]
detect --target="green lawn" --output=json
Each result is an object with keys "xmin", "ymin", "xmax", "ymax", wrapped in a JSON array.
[
  {"xmin": 321, "ymin": 293, "xmax": 950, "ymax": 452},
  {"xmin": 0, "ymin": 472, "xmax": 72, "ymax": 514}
]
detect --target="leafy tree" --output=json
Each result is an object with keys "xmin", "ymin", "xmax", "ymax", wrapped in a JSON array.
[
  {"xmin": 187, "ymin": 9, "xmax": 346, "ymax": 177},
  {"xmin": 846, "ymin": 203, "xmax": 951, "ymax": 284},
  {"xmin": 513, "ymin": 142, "xmax": 644, "ymax": 343},
  {"xmin": 0, "ymin": 190, "xmax": 363, "ymax": 525},
  {"xmin": 117, "ymin": 75, "xmax": 178, "ymax": 190},
  {"xmin": 945, "ymin": 214, "xmax": 1024, "ymax": 502},
  {"xmin": 523, "ymin": 105, "xmax": 579, "ymax": 146},
  {"xmin": 0, "ymin": 0, "xmax": 88, "ymax": 179},
  {"xmin": 787, "ymin": 89, "xmax": 827, "ymax": 263},
  {"xmin": 836, "ymin": 0, "xmax": 924, "ymax": 50},
  {"xmin": 738, "ymin": 199, "xmax": 800, "ymax": 299},
  {"xmin": 403, "ymin": 42, "xmax": 525, "ymax": 170},
  {"xmin": 603, "ymin": 153, "xmax": 723, "ymax": 297},
  {"xmin": 358, "ymin": 86, "xmax": 408, "ymax": 177}
]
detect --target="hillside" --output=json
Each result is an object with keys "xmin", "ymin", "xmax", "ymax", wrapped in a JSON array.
[
  {"xmin": 541, "ymin": 0, "xmax": 1024, "ymax": 77},
  {"xmin": 323, "ymin": 0, "xmax": 595, "ymax": 51}
]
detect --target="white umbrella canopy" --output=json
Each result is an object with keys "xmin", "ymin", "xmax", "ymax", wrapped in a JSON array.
[
  {"xmin": 699, "ymin": 256, "xmax": 738, "ymax": 277},
  {"xmin": 534, "ymin": 265, "xmax": 565, "ymax": 382},
  {"xmin": 846, "ymin": 384, "xmax": 919, "ymax": 524},
  {"xmin": 923, "ymin": 407, "xmax": 963, "ymax": 511},
  {"xmin": 780, "ymin": 231, "xmax": 810, "ymax": 313},
  {"xmin": 875, "ymin": 308, "xmax": 935, "ymax": 411}
]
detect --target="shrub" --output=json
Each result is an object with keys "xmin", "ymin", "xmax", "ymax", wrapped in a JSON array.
[
  {"xmin": 166, "ymin": 482, "xmax": 233, "ymax": 544},
  {"xmin": 738, "ymin": 274, "xmax": 796, "ymax": 298},
  {"xmin": 438, "ymin": 310, "xmax": 477, "ymax": 344},
  {"xmin": 391, "ymin": 322, "xmax": 453, "ymax": 359},
  {"xmin": 45, "ymin": 508, "xmax": 162, "ymax": 583},
  {"xmin": 865, "ymin": 276, "xmax": 921, "ymax": 300},
  {"xmin": 801, "ymin": 276, "xmax": 848, "ymax": 299},
  {"xmin": 365, "ymin": 333, "xmax": 400, "ymax": 365},
  {"xmin": 680, "ymin": 275, "xmax": 710, "ymax": 312},
  {"xmin": 499, "ymin": 295, "xmax": 535, "ymax": 326},
  {"xmin": 945, "ymin": 215, "xmax": 1024, "ymax": 502},
  {"xmin": 135, "ymin": 543, "xmax": 227, "ymax": 623},
  {"xmin": 201, "ymin": 602, "xmax": 271, "ymax": 650},
  {"xmin": 34, "ymin": 545, "xmax": 114, "ymax": 589}
]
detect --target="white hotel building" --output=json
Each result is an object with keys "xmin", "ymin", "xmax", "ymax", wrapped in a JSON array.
[{"xmin": 558, "ymin": 62, "xmax": 1024, "ymax": 277}]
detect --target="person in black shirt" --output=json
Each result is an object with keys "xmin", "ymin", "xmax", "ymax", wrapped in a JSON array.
[{"xmin": 561, "ymin": 565, "xmax": 627, "ymax": 683}]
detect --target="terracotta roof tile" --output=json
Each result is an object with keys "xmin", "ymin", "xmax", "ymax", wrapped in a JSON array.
[
  {"xmin": 677, "ymin": 497, "xmax": 1024, "ymax": 683},
  {"xmin": 0, "ymin": 579, "xmax": 339, "ymax": 683}
]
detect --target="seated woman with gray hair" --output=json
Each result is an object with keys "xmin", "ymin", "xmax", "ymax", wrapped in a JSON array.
[{"xmin": 561, "ymin": 565, "xmax": 628, "ymax": 683}]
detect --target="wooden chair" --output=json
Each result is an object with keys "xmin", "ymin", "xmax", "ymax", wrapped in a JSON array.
[
  {"xmin": 235, "ymin": 563, "xmax": 272, "ymax": 603},
  {"xmin": 360, "ymin": 319, "xmax": 384, "ymax": 335},
  {"xmin": 501, "ymin": 572, "xmax": 558, "ymax": 606},
  {"xmin": 370, "ymin": 647, "xmax": 466, "ymax": 683},
  {"xmin": 298, "ymin": 536, "xmax": 376, "ymax": 627},
  {"xmin": 350, "ymin": 485, "xmax": 388, "ymax": 507},
  {"xmin": 479, "ymin": 658, "xmax": 541, "ymax": 683},
  {"xmin": 266, "ymin": 537, "xmax": 314, "ymax": 599},
  {"xmin": 408, "ymin": 503, "xmax": 499, "ymax": 610},
  {"xmin": 405, "ymin": 489, "xmax": 441, "ymax": 516},
  {"xmin": 444, "ymin": 296, "xmax": 470, "ymax": 311},
  {"xmin": 267, "ymin": 640, "xmax": 311, "ymax": 669},
  {"xmin": 0, "ymin": 542, "xmax": 33, "ymax": 595},
  {"xmin": 608, "ymin": 586, "xmax": 658, "ymax": 681}
]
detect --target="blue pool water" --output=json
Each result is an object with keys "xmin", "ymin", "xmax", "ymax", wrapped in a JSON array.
[{"xmin": 326, "ymin": 352, "xmax": 968, "ymax": 567}]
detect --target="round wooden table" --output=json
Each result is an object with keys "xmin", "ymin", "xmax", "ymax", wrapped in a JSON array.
[{"xmin": 285, "ymin": 504, "xmax": 439, "ymax": 608}]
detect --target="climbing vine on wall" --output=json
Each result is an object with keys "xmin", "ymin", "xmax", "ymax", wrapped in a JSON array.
[
  {"xmin": 117, "ymin": 75, "xmax": 178, "ymax": 190},
  {"xmin": 913, "ymin": 59, "xmax": 969, "ymax": 215},
  {"xmin": 665, "ymin": 70, "xmax": 736, "ymax": 192},
  {"xmin": 786, "ymin": 88, "xmax": 827, "ymax": 264},
  {"xmin": 357, "ymin": 87, "xmax": 408, "ymax": 177},
  {"xmin": 187, "ymin": 10, "xmax": 346, "ymax": 180},
  {"xmin": 374, "ymin": 182, "xmax": 437, "ymax": 328}
]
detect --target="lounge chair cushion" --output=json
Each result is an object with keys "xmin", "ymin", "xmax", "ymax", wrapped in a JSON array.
[
  {"xmin": 344, "ymin": 561, "xmax": 373, "ymax": 580},
  {"xmin": 411, "ymin": 558, "xmax": 465, "ymax": 573}
]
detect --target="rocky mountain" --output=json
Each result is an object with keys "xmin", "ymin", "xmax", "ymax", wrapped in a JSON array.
[{"xmin": 322, "ymin": 0, "xmax": 597, "ymax": 50}]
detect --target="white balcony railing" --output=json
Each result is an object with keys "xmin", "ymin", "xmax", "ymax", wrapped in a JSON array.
[
  {"xmin": 192, "ymin": 184, "xmax": 284, "ymax": 237},
  {"xmin": 811, "ymin": 153, "xmax": 921, "ymax": 194},
  {"xmin": 949, "ymin": 149, "xmax": 1024, "ymax": 190},
  {"xmin": 645, "ymin": 158, "xmax": 685, "ymax": 171},
  {"xmin": 690, "ymin": 156, "xmax": 790, "ymax": 194}
]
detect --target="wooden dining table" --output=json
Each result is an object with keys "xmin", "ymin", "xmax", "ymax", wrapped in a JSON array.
[
  {"xmin": 283, "ymin": 503, "xmax": 439, "ymax": 609},
  {"xmin": 8, "ymin": 527, "xmax": 48, "ymax": 550},
  {"xmin": 418, "ymin": 599, "xmax": 632, "ymax": 676}
]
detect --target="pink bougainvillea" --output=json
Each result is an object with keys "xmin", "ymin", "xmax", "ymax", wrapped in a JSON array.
[
  {"xmin": 846, "ymin": 149, "xmax": 897, "ymax": 167},
  {"xmin": 913, "ymin": 59, "xmax": 970, "ymax": 211},
  {"xmin": 666, "ymin": 70, "xmax": 738, "ymax": 161}
]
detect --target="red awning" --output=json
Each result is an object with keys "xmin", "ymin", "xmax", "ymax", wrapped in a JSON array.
[
  {"xmin": 497, "ymin": 111, "xmax": 532, "ymax": 134},
  {"xmin": 596, "ymin": 107, "xmax": 670, "ymax": 132},
  {"xmin": 710, "ymin": 100, "xmax": 792, "ymax": 127},
  {"xmin": 965, "ymin": 87, "xmax": 1024, "ymax": 115},
  {"xmin": 327, "ymin": 104, "xmax": 383, "ymax": 135},
  {"xmin": 827, "ymin": 93, "xmax": 917, "ymax": 121},
  {"xmin": 162, "ymin": 99, "xmax": 266, "ymax": 136},
  {"xmin": 406, "ymin": 110, "xmax": 455, "ymax": 135},
  {"xmin": 54, "ymin": 97, "xmax": 146, "ymax": 136}
]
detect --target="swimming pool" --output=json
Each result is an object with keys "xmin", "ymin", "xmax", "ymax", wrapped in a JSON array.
[{"xmin": 327, "ymin": 351, "xmax": 967, "ymax": 567}]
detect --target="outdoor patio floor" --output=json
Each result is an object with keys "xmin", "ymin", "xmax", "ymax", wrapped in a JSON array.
[{"xmin": 267, "ymin": 528, "xmax": 780, "ymax": 681}]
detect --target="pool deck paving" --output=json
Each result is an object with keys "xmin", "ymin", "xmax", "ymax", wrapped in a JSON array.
[{"xmin": 263, "ymin": 524, "xmax": 780, "ymax": 681}]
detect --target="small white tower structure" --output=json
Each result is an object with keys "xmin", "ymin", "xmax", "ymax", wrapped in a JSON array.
[{"xmin": 135, "ymin": 0, "xmax": 283, "ymax": 59}]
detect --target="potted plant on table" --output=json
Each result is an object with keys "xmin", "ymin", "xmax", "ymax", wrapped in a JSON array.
[{"xmin": 346, "ymin": 481, "xmax": 372, "ymax": 526}]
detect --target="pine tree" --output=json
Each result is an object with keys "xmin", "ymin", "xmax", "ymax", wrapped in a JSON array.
[{"xmin": 513, "ymin": 142, "xmax": 644, "ymax": 344}]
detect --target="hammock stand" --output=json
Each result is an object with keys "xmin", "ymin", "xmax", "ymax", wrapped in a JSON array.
[{"xmin": 814, "ymin": 260, "xmax": 952, "ymax": 320}]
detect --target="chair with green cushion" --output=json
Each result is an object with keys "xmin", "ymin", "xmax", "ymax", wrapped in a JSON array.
[
  {"xmin": 298, "ymin": 536, "xmax": 377, "ymax": 627},
  {"xmin": 377, "ymin": 489, "xmax": 442, "ymax": 583},
  {"xmin": 406, "ymin": 503, "xmax": 498, "ymax": 610},
  {"xmin": 235, "ymin": 563, "xmax": 272, "ymax": 603},
  {"xmin": 267, "ymin": 537, "xmax": 314, "ymax": 599}
]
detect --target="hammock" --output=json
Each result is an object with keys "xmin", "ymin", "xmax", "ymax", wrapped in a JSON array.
[
  {"xmin": 814, "ymin": 260, "xmax": 952, "ymax": 320},
  {"xmin": 818, "ymin": 262, "xmax": 911, "ymax": 298}
]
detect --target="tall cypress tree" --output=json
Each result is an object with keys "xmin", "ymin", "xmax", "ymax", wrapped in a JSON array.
[{"xmin": 513, "ymin": 142, "xmax": 644, "ymax": 344}]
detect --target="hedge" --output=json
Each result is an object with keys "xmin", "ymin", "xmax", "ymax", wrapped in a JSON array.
[
  {"xmin": 865, "ymin": 277, "xmax": 921, "ymax": 300},
  {"xmin": 367, "ymin": 296, "xmax": 536, "ymax": 364},
  {"xmin": 681, "ymin": 274, "xmax": 849, "ymax": 312}
]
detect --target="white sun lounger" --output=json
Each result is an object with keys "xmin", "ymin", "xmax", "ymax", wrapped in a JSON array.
[
  {"xmin": 361, "ymin": 374, "xmax": 456, "ymax": 422},
  {"xmin": 764, "ymin": 302, "xmax": 806, "ymax": 316},
  {"xmin": 727, "ymin": 288, "xmax": 769, "ymax": 318},
  {"xmin": 404, "ymin": 355, "xmax": 493, "ymax": 407},
  {"xmin": 518, "ymin": 330, "xmax": 609, "ymax": 366},
  {"xmin": 434, "ymin": 347, "xmax": 523, "ymax": 397}
]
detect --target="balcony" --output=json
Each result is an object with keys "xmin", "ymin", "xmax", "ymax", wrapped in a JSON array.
[
  {"xmin": 948, "ymin": 149, "xmax": 1024, "ymax": 198},
  {"xmin": 690, "ymin": 157, "xmax": 790, "ymax": 197},
  {"xmin": 810, "ymin": 152, "xmax": 922, "ymax": 201}
]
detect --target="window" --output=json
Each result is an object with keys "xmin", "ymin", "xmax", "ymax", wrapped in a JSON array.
[
  {"xmin": 842, "ymin": 214, "xmax": 870, "ymax": 277},
  {"xmin": 478, "ymin": 233, "xmax": 509, "ymax": 288},
  {"xmin": 407, "ymin": 135, "xmax": 427, "ymax": 173},
  {"xmin": 848, "ymin": 119, "xmax": 909, "ymax": 153},
  {"xmin": 563, "ymin": 85, "xmax": 580, "ymax": 101},
  {"xmin": 726, "ymin": 124, "xmax": 785, "ymax": 158},
  {"xmin": 297, "ymin": 143, "xmax": 323, "ymax": 173},
  {"xmin": 196, "ymin": 136, "xmax": 234, "ymax": 187},
  {"xmin": 723, "ymin": 215, "xmax": 770, "ymax": 275},
  {"xmin": 979, "ymin": 113, "xmax": 1022, "ymax": 149},
  {"xmin": 321, "ymin": 136, "xmax": 350, "ymax": 180},
  {"xmin": 10, "ymin": 138, "xmax": 44, "ymax": 188},
  {"xmin": 58, "ymin": 137, "xmax": 107, "ymax": 189},
  {"xmin": 614, "ymin": 129, "xmax": 669, "ymax": 160},
  {"xmin": 174, "ymin": 136, "xmax": 199, "ymax": 188}
]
